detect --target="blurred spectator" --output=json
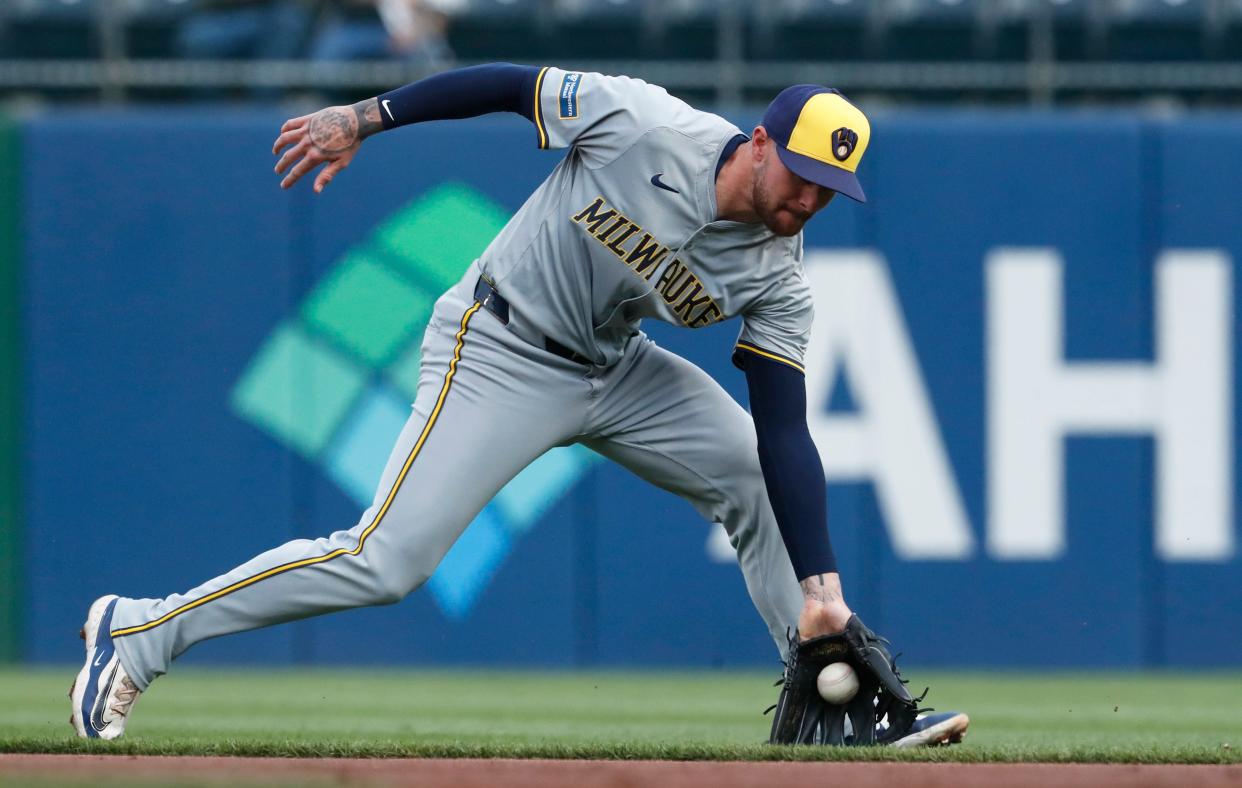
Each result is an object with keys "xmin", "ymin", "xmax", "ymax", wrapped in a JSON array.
[
  {"xmin": 310, "ymin": 0, "xmax": 463, "ymax": 64},
  {"xmin": 177, "ymin": 0, "xmax": 317, "ymax": 60}
]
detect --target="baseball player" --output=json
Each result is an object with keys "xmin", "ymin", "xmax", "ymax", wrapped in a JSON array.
[{"xmin": 70, "ymin": 64, "xmax": 969, "ymax": 747}]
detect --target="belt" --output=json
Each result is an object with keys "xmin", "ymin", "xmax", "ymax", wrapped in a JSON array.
[{"xmin": 474, "ymin": 276, "xmax": 593, "ymax": 366}]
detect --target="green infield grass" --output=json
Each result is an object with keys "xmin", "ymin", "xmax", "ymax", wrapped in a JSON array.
[{"xmin": 0, "ymin": 668, "xmax": 1239, "ymax": 763}]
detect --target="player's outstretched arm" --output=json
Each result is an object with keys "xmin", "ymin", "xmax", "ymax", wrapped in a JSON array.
[
  {"xmin": 743, "ymin": 355, "xmax": 854, "ymax": 638},
  {"xmin": 273, "ymin": 64, "xmax": 541, "ymax": 194},
  {"xmin": 273, "ymin": 98, "xmax": 382, "ymax": 193}
]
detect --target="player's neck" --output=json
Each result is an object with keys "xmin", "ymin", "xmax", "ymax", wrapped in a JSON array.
[{"xmin": 714, "ymin": 141, "xmax": 761, "ymax": 224}]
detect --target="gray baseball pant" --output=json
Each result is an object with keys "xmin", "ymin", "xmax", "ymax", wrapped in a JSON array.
[{"xmin": 110, "ymin": 263, "xmax": 804, "ymax": 689}]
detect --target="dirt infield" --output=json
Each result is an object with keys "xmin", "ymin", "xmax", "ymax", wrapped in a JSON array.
[{"xmin": 3, "ymin": 755, "xmax": 1242, "ymax": 787}]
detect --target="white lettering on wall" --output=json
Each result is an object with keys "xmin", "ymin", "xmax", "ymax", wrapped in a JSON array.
[
  {"xmin": 987, "ymin": 248, "xmax": 1233, "ymax": 560},
  {"xmin": 803, "ymin": 250, "xmax": 974, "ymax": 559}
]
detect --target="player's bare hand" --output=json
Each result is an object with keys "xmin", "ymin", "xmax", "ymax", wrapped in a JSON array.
[
  {"xmin": 272, "ymin": 99, "xmax": 383, "ymax": 194},
  {"xmin": 798, "ymin": 574, "xmax": 852, "ymax": 638},
  {"xmin": 271, "ymin": 113, "xmax": 313, "ymax": 157}
]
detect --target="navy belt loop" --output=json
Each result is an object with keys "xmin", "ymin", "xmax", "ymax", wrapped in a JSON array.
[{"xmin": 474, "ymin": 276, "xmax": 510, "ymax": 324}]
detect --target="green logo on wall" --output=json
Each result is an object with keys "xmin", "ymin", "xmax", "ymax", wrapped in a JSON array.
[{"xmin": 229, "ymin": 183, "xmax": 596, "ymax": 619}]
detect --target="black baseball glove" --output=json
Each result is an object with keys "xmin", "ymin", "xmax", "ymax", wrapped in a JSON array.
[{"xmin": 767, "ymin": 614, "xmax": 922, "ymax": 746}]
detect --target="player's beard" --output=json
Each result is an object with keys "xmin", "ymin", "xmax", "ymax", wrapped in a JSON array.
[{"xmin": 752, "ymin": 160, "xmax": 809, "ymax": 237}]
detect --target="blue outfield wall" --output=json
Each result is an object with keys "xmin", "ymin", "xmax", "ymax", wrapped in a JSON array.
[{"xmin": 17, "ymin": 108, "xmax": 1242, "ymax": 668}]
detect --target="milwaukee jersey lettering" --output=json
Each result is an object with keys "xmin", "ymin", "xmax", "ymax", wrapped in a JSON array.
[{"xmin": 476, "ymin": 67, "xmax": 813, "ymax": 369}]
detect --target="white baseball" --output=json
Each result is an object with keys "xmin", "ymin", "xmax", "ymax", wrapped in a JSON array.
[{"xmin": 816, "ymin": 662, "xmax": 859, "ymax": 705}]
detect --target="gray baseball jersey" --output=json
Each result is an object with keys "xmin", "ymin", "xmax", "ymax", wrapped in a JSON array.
[
  {"xmin": 100, "ymin": 68, "xmax": 811, "ymax": 699},
  {"xmin": 482, "ymin": 67, "xmax": 813, "ymax": 372}
]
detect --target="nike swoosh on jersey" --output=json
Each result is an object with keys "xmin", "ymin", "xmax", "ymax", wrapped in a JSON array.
[
  {"xmin": 381, "ymin": 100, "xmax": 394, "ymax": 121},
  {"xmin": 650, "ymin": 173, "xmax": 680, "ymax": 194}
]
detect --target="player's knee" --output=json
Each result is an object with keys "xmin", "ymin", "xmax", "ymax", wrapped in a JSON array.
[
  {"xmin": 728, "ymin": 424, "xmax": 761, "ymax": 465},
  {"xmin": 373, "ymin": 567, "xmax": 431, "ymax": 605},
  {"xmin": 735, "ymin": 470, "xmax": 769, "ymax": 513},
  {"xmin": 715, "ymin": 452, "xmax": 768, "ymax": 519},
  {"xmin": 722, "ymin": 435, "xmax": 764, "ymax": 492},
  {"xmin": 370, "ymin": 579, "xmax": 410, "ymax": 606},
  {"xmin": 357, "ymin": 555, "xmax": 431, "ymax": 605},
  {"xmin": 370, "ymin": 581, "xmax": 405, "ymax": 606}
]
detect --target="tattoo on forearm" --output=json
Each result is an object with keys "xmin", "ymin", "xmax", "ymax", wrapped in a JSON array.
[
  {"xmin": 799, "ymin": 575, "xmax": 838, "ymax": 604},
  {"xmin": 352, "ymin": 99, "xmax": 383, "ymax": 140}
]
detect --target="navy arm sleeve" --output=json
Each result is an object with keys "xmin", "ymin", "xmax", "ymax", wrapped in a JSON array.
[
  {"xmin": 743, "ymin": 354, "xmax": 837, "ymax": 580},
  {"xmin": 377, "ymin": 63, "xmax": 539, "ymax": 130}
]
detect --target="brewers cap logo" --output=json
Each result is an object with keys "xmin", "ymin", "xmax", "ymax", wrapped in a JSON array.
[
  {"xmin": 832, "ymin": 127, "xmax": 858, "ymax": 162},
  {"xmin": 760, "ymin": 84, "xmax": 870, "ymax": 201}
]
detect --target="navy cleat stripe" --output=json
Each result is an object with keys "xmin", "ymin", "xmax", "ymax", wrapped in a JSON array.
[{"xmin": 80, "ymin": 599, "xmax": 118, "ymax": 738}]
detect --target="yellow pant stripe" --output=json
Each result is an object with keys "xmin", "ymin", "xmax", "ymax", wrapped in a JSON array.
[
  {"xmin": 533, "ymin": 66, "xmax": 550, "ymax": 149},
  {"xmin": 111, "ymin": 303, "xmax": 483, "ymax": 639},
  {"xmin": 735, "ymin": 342, "xmax": 806, "ymax": 374}
]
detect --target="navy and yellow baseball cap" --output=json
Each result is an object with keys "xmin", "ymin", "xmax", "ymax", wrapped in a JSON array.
[{"xmin": 761, "ymin": 85, "xmax": 871, "ymax": 202}]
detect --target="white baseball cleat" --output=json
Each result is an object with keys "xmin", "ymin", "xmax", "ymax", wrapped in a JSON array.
[
  {"xmin": 69, "ymin": 595, "xmax": 141, "ymax": 740},
  {"xmin": 889, "ymin": 710, "xmax": 970, "ymax": 748}
]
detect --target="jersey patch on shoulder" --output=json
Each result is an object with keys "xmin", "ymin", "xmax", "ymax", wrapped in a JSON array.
[{"xmin": 559, "ymin": 72, "xmax": 583, "ymax": 120}]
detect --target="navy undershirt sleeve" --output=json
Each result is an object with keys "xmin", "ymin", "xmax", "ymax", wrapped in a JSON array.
[
  {"xmin": 377, "ymin": 63, "xmax": 539, "ymax": 130},
  {"xmin": 743, "ymin": 353, "xmax": 837, "ymax": 580}
]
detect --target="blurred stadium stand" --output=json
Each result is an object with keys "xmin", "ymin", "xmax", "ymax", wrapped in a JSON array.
[{"xmin": 3, "ymin": 0, "xmax": 1242, "ymax": 104}]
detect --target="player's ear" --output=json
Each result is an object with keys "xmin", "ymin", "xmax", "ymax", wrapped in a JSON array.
[{"xmin": 752, "ymin": 126, "xmax": 770, "ymax": 160}]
